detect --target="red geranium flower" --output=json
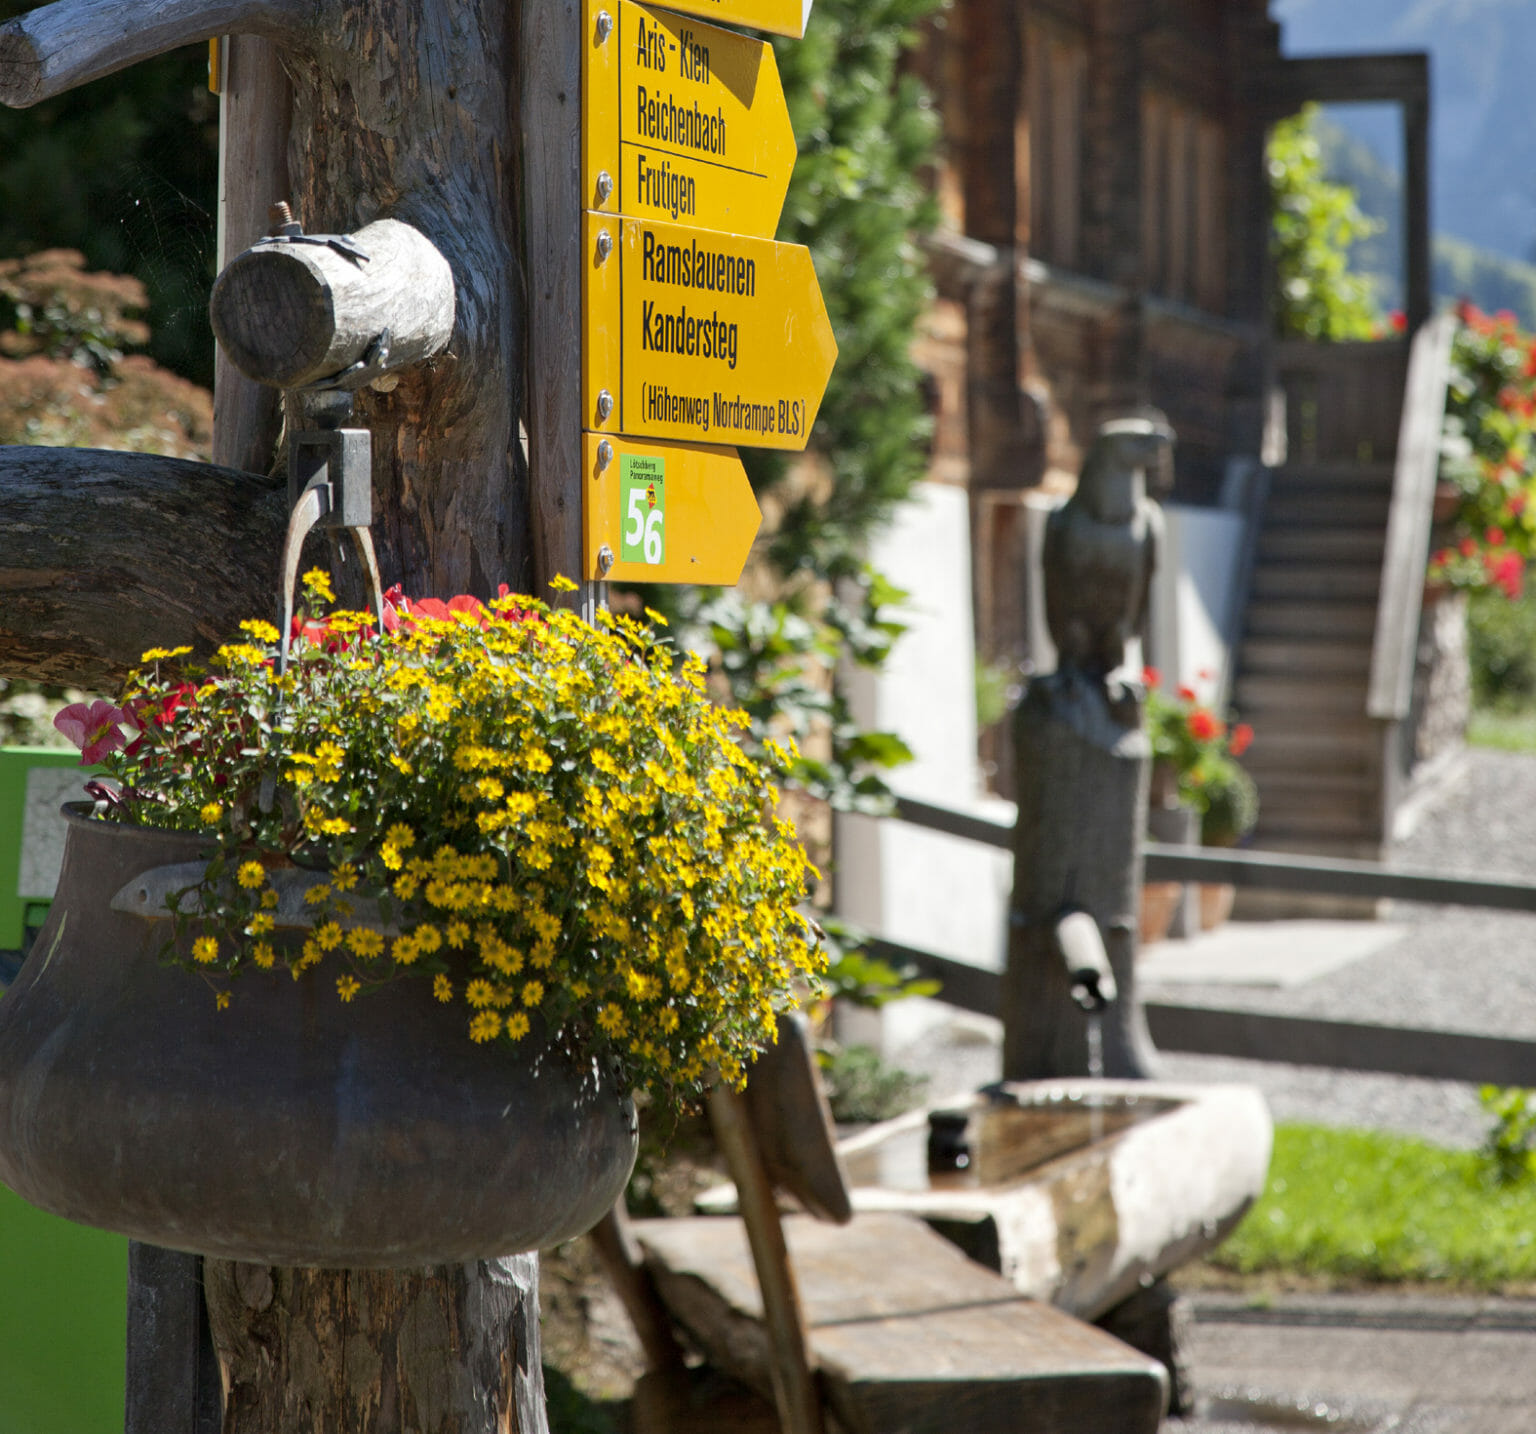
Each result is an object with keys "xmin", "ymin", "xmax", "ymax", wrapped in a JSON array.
[
  {"xmin": 1229, "ymin": 723, "xmax": 1254, "ymax": 757},
  {"xmin": 1186, "ymin": 708, "xmax": 1222, "ymax": 742}
]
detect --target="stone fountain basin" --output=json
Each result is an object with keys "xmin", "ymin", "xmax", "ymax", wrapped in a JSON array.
[{"xmin": 833, "ymin": 1079, "xmax": 1272, "ymax": 1322}]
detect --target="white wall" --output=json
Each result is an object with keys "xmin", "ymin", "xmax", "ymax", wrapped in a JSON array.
[{"xmin": 835, "ymin": 483, "xmax": 1014, "ymax": 1057}]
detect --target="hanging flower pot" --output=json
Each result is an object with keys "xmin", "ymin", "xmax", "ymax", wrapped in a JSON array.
[
  {"xmin": 0, "ymin": 806, "xmax": 636, "ymax": 1266},
  {"xmin": 1, "ymin": 576, "xmax": 822, "ymax": 1265}
]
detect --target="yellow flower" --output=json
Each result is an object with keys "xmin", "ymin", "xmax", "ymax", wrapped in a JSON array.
[
  {"xmin": 319, "ymin": 817, "xmax": 350, "ymax": 837},
  {"xmin": 192, "ymin": 935, "xmax": 219, "ymax": 964},
  {"xmin": 336, "ymin": 975, "xmax": 361, "ymax": 1003},
  {"xmin": 466, "ymin": 979, "xmax": 495, "ymax": 1009},
  {"xmin": 433, "ymin": 974, "xmax": 453, "ymax": 1003},
  {"xmin": 385, "ymin": 823, "xmax": 416, "ymax": 849},
  {"xmin": 505, "ymin": 1011, "xmax": 531, "ymax": 1041},
  {"xmin": 469, "ymin": 1011, "xmax": 503, "ymax": 1043},
  {"xmin": 332, "ymin": 862, "xmax": 359, "ymax": 892},
  {"xmin": 548, "ymin": 574, "xmax": 579, "ymax": 592},
  {"xmin": 521, "ymin": 979, "xmax": 545, "ymax": 1007},
  {"xmin": 301, "ymin": 567, "xmax": 335, "ymax": 603},
  {"xmin": 199, "ymin": 802, "xmax": 222, "ymax": 826},
  {"xmin": 260, "ymin": 889, "xmax": 280, "ymax": 910},
  {"xmin": 304, "ymin": 883, "xmax": 332, "ymax": 906},
  {"xmin": 247, "ymin": 912, "xmax": 274, "ymax": 936},
  {"xmin": 239, "ymin": 619, "xmax": 281, "ymax": 644},
  {"xmin": 236, "ymin": 860, "xmax": 266, "ymax": 890},
  {"xmin": 252, "ymin": 942, "xmax": 276, "ymax": 969},
  {"xmin": 346, "ymin": 926, "xmax": 385, "ymax": 959},
  {"xmin": 314, "ymin": 922, "xmax": 343, "ymax": 951},
  {"xmin": 215, "ymin": 991, "xmax": 231, "ymax": 1011}
]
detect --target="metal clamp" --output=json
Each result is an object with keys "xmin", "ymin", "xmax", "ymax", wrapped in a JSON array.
[{"xmin": 278, "ymin": 427, "xmax": 386, "ymax": 672}]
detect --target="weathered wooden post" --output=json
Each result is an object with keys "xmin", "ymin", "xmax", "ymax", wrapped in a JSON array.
[
  {"xmin": 0, "ymin": 0, "xmax": 574, "ymax": 1427},
  {"xmin": 1002, "ymin": 416, "xmax": 1171, "ymax": 1081}
]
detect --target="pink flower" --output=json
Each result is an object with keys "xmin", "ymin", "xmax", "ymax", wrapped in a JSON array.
[{"xmin": 54, "ymin": 699, "xmax": 129, "ymax": 764}]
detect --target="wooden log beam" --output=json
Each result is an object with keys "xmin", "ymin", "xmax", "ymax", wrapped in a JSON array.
[
  {"xmin": 211, "ymin": 219, "xmax": 456, "ymax": 391},
  {"xmin": 0, "ymin": 446, "xmax": 284, "ymax": 690},
  {"xmin": 0, "ymin": 0, "xmax": 303, "ymax": 108}
]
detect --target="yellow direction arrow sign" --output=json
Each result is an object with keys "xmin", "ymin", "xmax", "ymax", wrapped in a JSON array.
[
  {"xmin": 638, "ymin": 0, "xmax": 813, "ymax": 38},
  {"xmin": 583, "ymin": 212, "xmax": 836, "ymax": 451},
  {"xmin": 584, "ymin": 0, "xmax": 796, "ymax": 237},
  {"xmin": 583, "ymin": 432, "xmax": 761, "ymax": 584}
]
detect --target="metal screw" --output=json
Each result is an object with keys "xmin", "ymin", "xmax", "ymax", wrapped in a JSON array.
[
  {"xmin": 267, "ymin": 200, "xmax": 301, "ymax": 237},
  {"xmin": 597, "ymin": 545, "xmax": 615, "ymax": 575},
  {"xmin": 595, "ymin": 170, "xmax": 614, "ymax": 206},
  {"xmin": 597, "ymin": 390, "xmax": 614, "ymax": 423},
  {"xmin": 596, "ymin": 439, "xmax": 613, "ymax": 470},
  {"xmin": 595, "ymin": 230, "xmax": 613, "ymax": 264},
  {"xmin": 595, "ymin": 10, "xmax": 613, "ymax": 43}
]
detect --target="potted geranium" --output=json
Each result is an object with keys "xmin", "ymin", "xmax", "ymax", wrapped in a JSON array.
[
  {"xmin": 0, "ymin": 573, "xmax": 822, "ymax": 1266},
  {"xmin": 1143, "ymin": 670, "xmax": 1257, "ymax": 936}
]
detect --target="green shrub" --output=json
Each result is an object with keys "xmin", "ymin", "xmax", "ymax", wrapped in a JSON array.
[{"xmin": 1467, "ymin": 584, "xmax": 1536, "ymax": 710}]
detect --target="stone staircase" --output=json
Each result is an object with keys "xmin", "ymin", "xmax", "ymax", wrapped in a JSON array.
[
  {"xmin": 1230, "ymin": 326, "xmax": 1453, "ymax": 869},
  {"xmin": 1234, "ymin": 459, "xmax": 1395, "ymax": 857}
]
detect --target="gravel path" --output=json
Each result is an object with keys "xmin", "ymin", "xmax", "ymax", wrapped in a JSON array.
[
  {"xmin": 894, "ymin": 747, "xmax": 1536, "ymax": 1150},
  {"xmin": 1145, "ymin": 747, "xmax": 1536, "ymax": 1150}
]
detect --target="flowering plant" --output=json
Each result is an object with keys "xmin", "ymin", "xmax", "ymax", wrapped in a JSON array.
[
  {"xmin": 55, "ymin": 572, "xmax": 822, "ymax": 1102},
  {"xmin": 1430, "ymin": 303, "xmax": 1536, "ymax": 599},
  {"xmin": 1143, "ymin": 670, "xmax": 1258, "ymax": 846}
]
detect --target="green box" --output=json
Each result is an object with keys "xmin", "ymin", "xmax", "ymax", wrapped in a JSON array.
[{"xmin": 0, "ymin": 747, "xmax": 96, "ymax": 951}]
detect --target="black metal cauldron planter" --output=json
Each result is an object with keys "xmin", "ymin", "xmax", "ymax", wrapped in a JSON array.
[{"xmin": 0, "ymin": 806, "xmax": 638, "ymax": 1266}]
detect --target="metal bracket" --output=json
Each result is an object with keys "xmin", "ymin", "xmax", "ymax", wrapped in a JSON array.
[
  {"xmin": 254, "ymin": 225, "xmax": 371, "ymax": 265},
  {"xmin": 278, "ymin": 427, "xmax": 385, "ymax": 671}
]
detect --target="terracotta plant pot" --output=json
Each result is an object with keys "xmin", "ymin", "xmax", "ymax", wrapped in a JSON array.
[
  {"xmin": 1198, "ymin": 881, "xmax": 1236, "ymax": 931},
  {"xmin": 0, "ymin": 807, "xmax": 637, "ymax": 1267},
  {"xmin": 1138, "ymin": 881, "xmax": 1183, "ymax": 946}
]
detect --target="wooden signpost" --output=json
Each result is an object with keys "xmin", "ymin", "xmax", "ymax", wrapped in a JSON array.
[{"xmin": 580, "ymin": 0, "xmax": 835, "ymax": 585}]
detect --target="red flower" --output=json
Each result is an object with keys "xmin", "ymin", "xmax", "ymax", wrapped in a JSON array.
[
  {"xmin": 1511, "ymin": 493, "xmax": 1528, "ymax": 516},
  {"xmin": 1487, "ymin": 527, "xmax": 1507, "ymax": 547},
  {"xmin": 1142, "ymin": 665, "xmax": 1161, "ymax": 687},
  {"xmin": 54, "ymin": 699, "xmax": 129, "ymax": 764},
  {"xmin": 1389, "ymin": 310, "xmax": 1407, "ymax": 333},
  {"xmin": 1177, "ymin": 685, "xmax": 1197, "ymax": 702},
  {"xmin": 1460, "ymin": 537, "xmax": 1479, "ymax": 558},
  {"xmin": 1430, "ymin": 548, "xmax": 1451, "ymax": 568},
  {"xmin": 1229, "ymin": 723, "xmax": 1254, "ymax": 757},
  {"xmin": 1186, "ymin": 708, "xmax": 1223, "ymax": 742}
]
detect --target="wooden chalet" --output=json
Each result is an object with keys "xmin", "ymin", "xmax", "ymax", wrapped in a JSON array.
[{"xmin": 909, "ymin": 0, "xmax": 1450, "ymax": 864}]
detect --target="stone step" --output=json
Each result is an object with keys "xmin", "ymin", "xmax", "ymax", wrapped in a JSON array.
[
  {"xmin": 1234, "ymin": 674, "xmax": 1370, "ymax": 716},
  {"xmin": 1263, "ymin": 491, "xmax": 1391, "ymax": 527},
  {"xmin": 1248, "ymin": 566, "xmax": 1382, "ymax": 602},
  {"xmin": 1238, "ymin": 637, "xmax": 1373, "ymax": 676},
  {"xmin": 1257, "ymin": 528, "xmax": 1386, "ymax": 563},
  {"xmin": 1271, "ymin": 460, "xmax": 1395, "ymax": 491},
  {"xmin": 1244, "ymin": 600, "xmax": 1377, "ymax": 640}
]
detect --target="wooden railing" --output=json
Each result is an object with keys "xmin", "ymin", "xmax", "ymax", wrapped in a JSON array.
[
  {"xmin": 1273, "ymin": 337, "xmax": 1409, "ymax": 467},
  {"xmin": 1366, "ymin": 313, "xmax": 1456, "ymax": 723},
  {"xmin": 877, "ymin": 796, "xmax": 1536, "ymax": 1085}
]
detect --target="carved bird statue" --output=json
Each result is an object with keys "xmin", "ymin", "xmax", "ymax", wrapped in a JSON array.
[{"xmin": 1043, "ymin": 415, "xmax": 1171, "ymax": 681}]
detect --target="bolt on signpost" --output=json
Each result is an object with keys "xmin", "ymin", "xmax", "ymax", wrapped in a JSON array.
[{"xmin": 581, "ymin": 0, "xmax": 835, "ymax": 588}]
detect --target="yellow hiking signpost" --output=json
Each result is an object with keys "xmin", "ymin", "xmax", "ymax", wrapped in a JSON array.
[
  {"xmin": 581, "ymin": 433, "xmax": 761, "ymax": 583},
  {"xmin": 584, "ymin": 0, "xmax": 796, "ymax": 238},
  {"xmin": 583, "ymin": 212, "xmax": 836, "ymax": 451},
  {"xmin": 628, "ymin": 0, "xmax": 814, "ymax": 39},
  {"xmin": 580, "ymin": 0, "xmax": 834, "ymax": 585}
]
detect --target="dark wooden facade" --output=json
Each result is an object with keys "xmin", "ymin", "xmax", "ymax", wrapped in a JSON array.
[{"xmin": 911, "ymin": 1, "xmax": 1440, "ymax": 845}]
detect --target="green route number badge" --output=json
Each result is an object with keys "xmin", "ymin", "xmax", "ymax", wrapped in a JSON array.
[{"xmin": 620, "ymin": 454, "xmax": 666, "ymax": 566}]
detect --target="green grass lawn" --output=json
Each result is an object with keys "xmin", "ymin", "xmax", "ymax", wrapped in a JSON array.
[
  {"xmin": 1467, "ymin": 707, "xmax": 1536, "ymax": 753},
  {"xmin": 1212, "ymin": 1123, "xmax": 1536, "ymax": 1289},
  {"xmin": 0, "ymin": 1183, "xmax": 126, "ymax": 1434}
]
